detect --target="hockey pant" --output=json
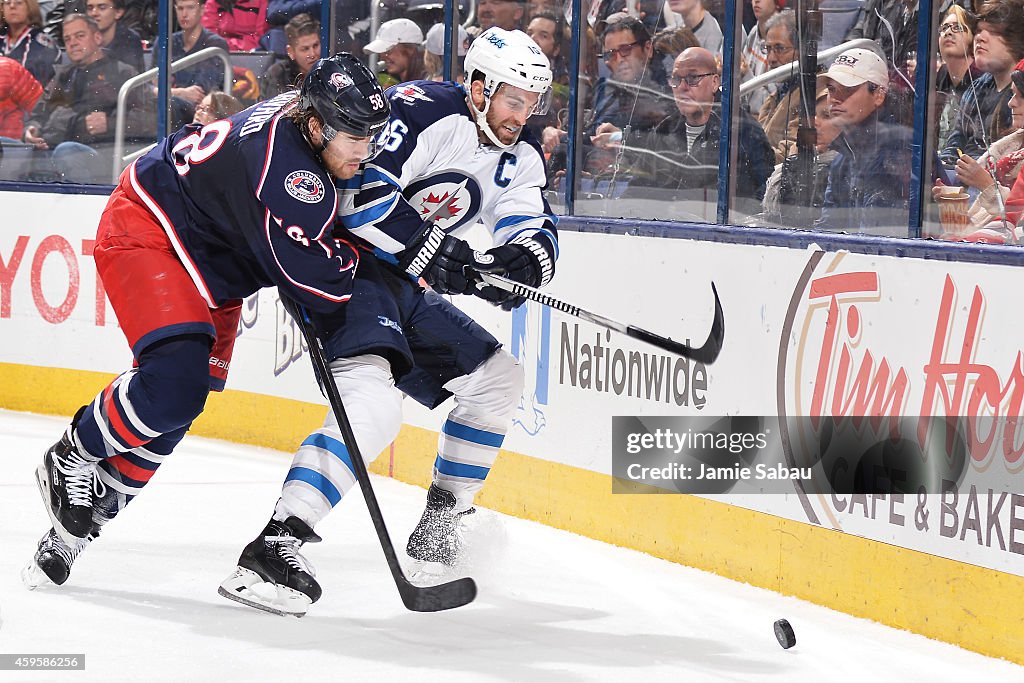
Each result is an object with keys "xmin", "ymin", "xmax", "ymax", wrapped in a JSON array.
[
  {"xmin": 275, "ymin": 348, "xmax": 524, "ymax": 527},
  {"xmin": 72, "ymin": 176, "xmax": 242, "ymax": 525}
]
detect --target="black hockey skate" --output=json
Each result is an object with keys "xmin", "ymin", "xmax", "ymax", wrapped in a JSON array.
[
  {"xmin": 36, "ymin": 408, "xmax": 101, "ymax": 545},
  {"xmin": 406, "ymin": 484, "xmax": 476, "ymax": 569},
  {"xmin": 21, "ymin": 527, "xmax": 98, "ymax": 589},
  {"xmin": 218, "ymin": 516, "xmax": 323, "ymax": 617}
]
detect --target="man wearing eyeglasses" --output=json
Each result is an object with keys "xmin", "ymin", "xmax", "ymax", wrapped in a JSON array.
[
  {"xmin": 815, "ymin": 48, "xmax": 913, "ymax": 234},
  {"xmin": 85, "ymin": 0, "xmax": 144, "ymax": 72},
  {"xmin": 756, "ymin": 9, "xmax": 802, "ymax": 163},
  {"xmin": 601, "ymin": 47, "xmax": 773, "ymax": 207},
  {"xmin": 934, "ymin": 7, "xmax": 979, "ymax": 152},
  {"xmin": 588, "ymin": 14, "xmax": 673, "ymax": 174},
  {"xmin": 738, "ymin": 0, "xmax": 782, "ymax": 115}
]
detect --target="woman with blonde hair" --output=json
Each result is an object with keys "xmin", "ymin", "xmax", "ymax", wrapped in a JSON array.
[
  {"xmin": 0, "ymin": 0, "xmax": 58, "ymax": 86},
  {"xmin": 935, "ymin": 4, "xmax": 979, "ymax": 150}
]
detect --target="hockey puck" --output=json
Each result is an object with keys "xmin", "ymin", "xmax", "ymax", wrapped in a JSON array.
[{"xmin": 773, "ymin": 619, "xmax": 796, "ymax": 649}]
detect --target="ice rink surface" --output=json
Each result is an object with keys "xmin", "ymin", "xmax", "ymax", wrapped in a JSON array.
[{"xmin": 2, "ymin": 409, "xmax": 1022, "ymax": 682}]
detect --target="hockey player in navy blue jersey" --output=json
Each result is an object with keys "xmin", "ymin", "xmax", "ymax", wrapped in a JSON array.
[
  {"xmin": 23, "ymin": 54, "xmax": 390, "ymax": 591},
  {"xmin": 218, "ymin": 27, "xmax": 558, "ymax": 616}
]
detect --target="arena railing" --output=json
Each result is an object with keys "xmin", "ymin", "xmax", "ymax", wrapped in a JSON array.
[{"xmin": 112, "ymin": 46, "xmax": 233, "ymax": 183}]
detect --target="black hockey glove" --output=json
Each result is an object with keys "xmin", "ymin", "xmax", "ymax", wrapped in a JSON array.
[
  {"xmin": 397, "ymin": 223, "xmax": 475, "ymax": 295},
  {"xmin": 471, "ymin": 235, "xmax": 555, "ymax": 311}
]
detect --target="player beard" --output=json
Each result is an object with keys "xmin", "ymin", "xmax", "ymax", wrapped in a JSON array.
[{"xmin": 487, "ymin": 108, "xmax": 524, "ymax": 146}]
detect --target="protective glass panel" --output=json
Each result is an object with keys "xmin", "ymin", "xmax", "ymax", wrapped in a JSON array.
[
  {"xmin": 921, "ymin": 2, "xmax": 1024, "ymax": 245},
  {"xmin": 571, "ymin": 6, "xmax": 721, "ymax": 222},
  {"xmin": 735, "ymin": 1, "xmax": 917, "ymax": 236},
  {"xmin": 1, "ymin": 0, "xmax": 160, "ymax": 184}
]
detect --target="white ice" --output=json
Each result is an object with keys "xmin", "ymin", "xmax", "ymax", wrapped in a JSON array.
[{"xmin": 1, "ymin": 409, "xmax": 1022, "ymax": 682}]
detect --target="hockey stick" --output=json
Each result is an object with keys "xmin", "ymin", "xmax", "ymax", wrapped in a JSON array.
[
  {"xmin": 471, "ymin": 272, "xmax": 725, "ymax": 364},
  {"xmin": 282, "ymin": 297, "xmax": 477, "ymax": 612}
]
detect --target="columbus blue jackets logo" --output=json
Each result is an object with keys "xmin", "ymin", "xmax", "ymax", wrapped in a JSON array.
[
  {"xmin": 391, "ymin": 84, "xmax": 434, "ymax": 105},
  {"xmin": 329, "ymin": 72, "xmax": 354, "ymax": 91},
  {"xmin": 284, "ymin": 170, "xmax": 326, "ymax": 203},
  {"xmin": 404, "ymin": 172, "xmax": 481, "ymax": 231}
]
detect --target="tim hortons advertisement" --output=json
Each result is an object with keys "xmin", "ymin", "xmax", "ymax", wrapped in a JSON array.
[{"xmin": 776, "ymin": 249, "xmax": 1024, "ymax": 576}]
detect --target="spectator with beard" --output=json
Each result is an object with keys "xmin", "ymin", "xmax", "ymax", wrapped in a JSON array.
[{"xmin": 756, "ymin": 9, "xmax": 801, "ymax": 163}]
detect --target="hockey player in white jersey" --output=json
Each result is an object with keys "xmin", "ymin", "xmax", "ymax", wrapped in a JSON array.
[{"xmin": 218, "ymin": 27, "xmax": 557, "ymax": 617}]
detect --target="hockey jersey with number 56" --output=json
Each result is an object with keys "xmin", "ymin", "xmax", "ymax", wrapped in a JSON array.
[{"xmin": 335, "ymin": 80, "xmax": 558, "ymax": 259}]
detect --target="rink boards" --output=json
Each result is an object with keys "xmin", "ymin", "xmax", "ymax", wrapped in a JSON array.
[{"xmin": 1, "ymin": 191, "xmax": 1022, "ymax": 665}]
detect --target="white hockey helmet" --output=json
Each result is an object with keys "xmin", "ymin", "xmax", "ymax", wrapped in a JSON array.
[{"xmin": 464, "ymin": 27, "xmax": 553, "ymax": 148}]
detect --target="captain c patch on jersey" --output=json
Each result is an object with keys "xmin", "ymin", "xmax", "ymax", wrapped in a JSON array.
[{"xmin": 285, "ymin": 170, "xmax": 326, "ymax": 203}]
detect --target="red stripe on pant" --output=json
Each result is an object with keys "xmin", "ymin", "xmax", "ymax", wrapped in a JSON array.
[
  {"xmin": 102, "ymin": 383, "xmax": 149, "ymax": 449},
  {"xmin": 105, "ymin": 454, "xmax": 158, "ymax": 484}
]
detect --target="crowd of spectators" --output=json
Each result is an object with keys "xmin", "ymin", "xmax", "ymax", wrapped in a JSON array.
[{"xmin": 2, "ymin": 0, "xmax": 1024, "ymax": 243}]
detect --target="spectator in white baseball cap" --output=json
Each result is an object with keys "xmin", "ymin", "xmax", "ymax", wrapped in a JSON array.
[
  {"xmin": 364, "ymin": 18, "xmax": 427, "ymax": 84},
  {"xmin": 423, "ymin": 23, "xmax": 469, "ymax": 81},
  {"xmin": 821, "ymin": 47, "xmax": 889, "ymax": 129},
  {"xmin": 815, "ymin": 46, "xmax": 914, "ymax": 235}
]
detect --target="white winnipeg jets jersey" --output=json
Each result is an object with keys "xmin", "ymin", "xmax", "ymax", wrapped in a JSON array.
[{"xmin": 335, "ymin": 80, "xmax": 558, "ymax": 259}]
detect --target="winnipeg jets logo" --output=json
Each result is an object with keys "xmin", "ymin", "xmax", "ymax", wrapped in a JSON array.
[
  {"xmin": 405, "ymin": 173, "xmax": 482, "ymax": 231},
  {"xmin": 329, "ymin": 72, "xmax": 354, "ymax": 91},
  {"xmin": 392, "ymin": 84, "xmax": 434, "ymax": 105},
  {"xmin": 284, "ymin": 170, "xmax": 325, "ymax": 203}
]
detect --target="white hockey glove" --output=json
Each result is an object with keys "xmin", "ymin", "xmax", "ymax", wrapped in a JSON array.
[
  {"xmin": 471, "ymin": 235, "xmax": 555, "ymax": 311},
  {"xmin": 397, "ymin": 223, "xmax": 476, "ymax": 295}
]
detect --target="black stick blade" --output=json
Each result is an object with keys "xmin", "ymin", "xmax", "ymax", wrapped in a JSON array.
[
  {"xmin": 626, "ymin": 282, "xmax": 725, "ymax": 364},
  {"xmin": 398, "ymin": 576, "xmax": 478, "ymax": 612}
]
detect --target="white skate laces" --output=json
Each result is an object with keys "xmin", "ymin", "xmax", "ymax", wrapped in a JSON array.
[
  {"xmin": 55, "ymin": 449, "xmax": 104, "ymax": 508},
  {"xmin": 266, "ymin": 535, "xmax": 317, "ymax": 577}
]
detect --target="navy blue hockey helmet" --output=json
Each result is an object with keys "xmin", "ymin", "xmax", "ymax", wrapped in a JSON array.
[{"xmin": 297, "ymin": 53, "xmax": 391, "ymax": 160}]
